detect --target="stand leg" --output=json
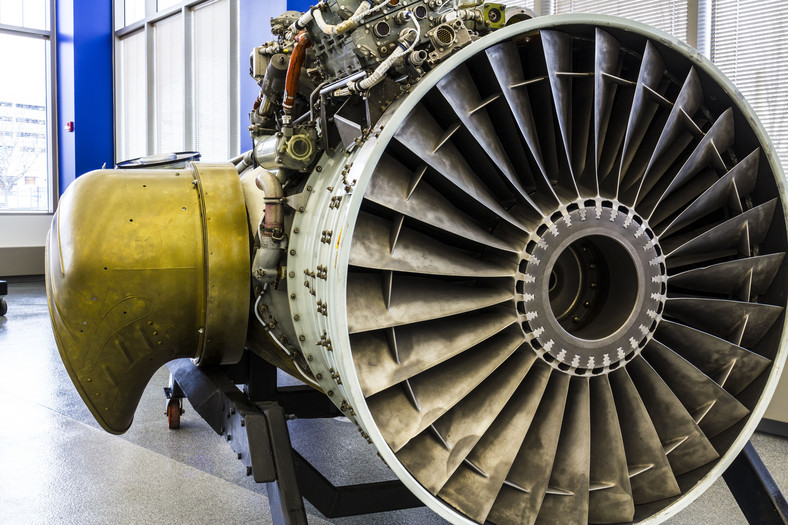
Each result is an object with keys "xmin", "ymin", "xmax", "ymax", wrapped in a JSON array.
[
  {"xmin": 260, "ymin": 402, "xmax": 308, "ymax": 525},
  {"xmin": 723, "ymin": 441, "xmax": 788, "ymax": 524},
  {"xmin": 0, "ymin": 280, "xmax": 7, "ymax": 317}
]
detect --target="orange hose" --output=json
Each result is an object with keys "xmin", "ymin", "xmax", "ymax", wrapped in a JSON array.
[{"xmin": 283, "ymin": 31, "xmax": 311, "ymax": 115}]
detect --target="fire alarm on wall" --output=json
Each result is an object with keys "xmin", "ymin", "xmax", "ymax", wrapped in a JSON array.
[{"xmin": 65, "ymin": 121, "xmax": 74, "ymax": 132}]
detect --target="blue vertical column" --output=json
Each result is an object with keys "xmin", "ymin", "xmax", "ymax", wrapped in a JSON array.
[
  {"xmin": 239, "ymin": 0, "xmax": 288, "ymax": 153},
  {"xmin": 56, "ymin": 0, "xmax": 114, "ymax": 194}
]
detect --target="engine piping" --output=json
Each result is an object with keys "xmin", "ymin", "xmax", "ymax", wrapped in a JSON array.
[{"xmin": 282, "ymin": 31, "xmax": 311, "ymax": 125}]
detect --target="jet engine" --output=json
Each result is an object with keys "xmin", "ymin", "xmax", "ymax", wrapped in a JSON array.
[{"xmin": 47, "ymin": 3, "xmax": 788, "ymax": 524}]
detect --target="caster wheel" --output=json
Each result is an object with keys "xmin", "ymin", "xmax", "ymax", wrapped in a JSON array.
[
  {"xmin": 0, "ymin": 298, "xmax": 7, "ymax": 317},
  {"xmin": 167, "ymin": 399, "xmax": 181, "ymax": 429}
]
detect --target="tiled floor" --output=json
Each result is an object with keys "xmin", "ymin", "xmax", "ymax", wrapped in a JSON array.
[{"xmin": 0, "ymin": 278, "xmax": 785, "ymax": 524}]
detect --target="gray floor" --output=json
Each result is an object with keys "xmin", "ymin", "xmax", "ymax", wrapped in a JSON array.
[{"xmin": 0, "ymin": 278, "xmax": 785, "ymax": 524}]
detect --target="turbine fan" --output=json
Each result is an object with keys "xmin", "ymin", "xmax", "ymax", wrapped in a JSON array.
[{"xmin": 294, "ymin": 17, "xmax": 788, "ymax": 525}]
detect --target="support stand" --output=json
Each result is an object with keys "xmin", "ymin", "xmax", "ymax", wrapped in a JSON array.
[
  {"xmin": 167, "ymin": 352, "xmax": 788, "ymax": 525},
  {"xmin": 166, "ymin": 352, "xmax": 423, "ymax": 525},
  {"xmin": 723, "ymin": 441, "xmax": 788, "ymax": 524}
]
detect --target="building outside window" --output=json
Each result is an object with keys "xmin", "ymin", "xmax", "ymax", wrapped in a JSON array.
[{"xmin": 0, "ymin": 0, "xmax": 56, "ymax": 213}]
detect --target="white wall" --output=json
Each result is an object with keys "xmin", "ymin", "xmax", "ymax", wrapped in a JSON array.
[{"xmin": 0, "ymin": 214, "xmax": 53, "ymax": 248}]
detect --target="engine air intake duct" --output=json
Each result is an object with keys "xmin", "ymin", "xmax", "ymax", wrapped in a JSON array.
[{"xmin": 46, "ymin": 163, "xmax": 249, "ymax": 434}]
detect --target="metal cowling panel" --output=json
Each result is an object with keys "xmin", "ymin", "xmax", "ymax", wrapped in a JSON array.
[{"xmin": 45, "ymin": 163, "xmax": 249, "ymax": 434}]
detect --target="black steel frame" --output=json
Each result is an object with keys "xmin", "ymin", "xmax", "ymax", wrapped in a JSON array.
[
  {"xmin": 167, "ymin": 351, "xmax": 788, "ymax": 525},
  {"xmin": 166, "ymin": 352, "xmax": 423, "ymax": 525}
]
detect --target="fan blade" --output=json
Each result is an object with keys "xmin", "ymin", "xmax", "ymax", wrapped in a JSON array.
[
  {"xmin": 594, "ymin": 28, "xmax": 623, "ymax": 180},
  {"xmin": 669, "ymin": 253, "xmax": 784, "ymax": 300},
  {"xmin": 542, "ymin": 29, "xmax": 579, "ymax": 189},
  {"xmin": 352, "ymin": 308, "xmax": 518, "ymax": 396},
  {"xmin": 648, "ymin": 169, "xmax": 719, "ymax": 228},
  {"xmin": 626, "ymin": 356, "xmax": 720, "ymax": 476},
  {"xmin": 655, "ymin": 320, "xmax": 772, "ymax": 395},
  {"xmin": 534, "ymin": 378, "xmax": 591, "ymax": 525},
  {"xmin": 643, "ymin": 341, "xmax": 750, "ymax": 438},
  {"xmin": 367, "ymin": 327, "xmax": 524, "ymax": 451},
  {"xmin": 487, "ymin": 372, "xmax": 570, "ymax": 525},
  {"xmin": 664, "ymin": 297, "xmax": 783, "ymax": 348},
  {"xmin": 608, "ymin": 368, "xmax": 680, "ymax": 504},
  {"xmin": 588, "ymin": 375, "xmax": 635, "ymax": 523},
  {"xmin": 365, "ymin": 155, "xmax": 520, "ymax": 252},
  {"xmin": 350, "ymin": 212, "xmax": 514, "ymax": 277},
  {"xmin": 652, "ymin": 108, "xmax": 734, "ymax": 209},
  {"xmin": 396, "ymin": 351, "xmax": 546, "ymax": 494},
  {"xmin": 347, "ymin": 273, "xmax": 513, "ymax": 334},
  {"xmin": 617, "ymin": 41, "xmax": 665, "ymax": 192},
  {"xmin": 485, "ymin": 40, "xmax": 556, "ymax": 200},
  {"xmin": 367, "ymin": 328, "xmax": 522, "ymax": 452},
  {"xmin": 395, "ymin": 106, "xmax": 528, "ymax": 230},
  {"xmin": 637, "ymin": 67, "xmax": 703, "ymax": 198},
  {"xmin": 664, "ymin": 199, "xmax": 777, "ymax": 264},
  {"xmin": 437, "ymin": 64, "xmax": 536, "ymax": 205},
  {"xmin": 438, "ymin": 359, "xmax": 556, "ymax": 523},
  {"xmin": 659, "ymin": 149, "xmax": 760, "ymax": 237}
]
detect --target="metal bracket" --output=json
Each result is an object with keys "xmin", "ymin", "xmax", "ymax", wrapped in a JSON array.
[{"xmin": 283, "ymin": 190, "xmax": 310, "ymax": 213}]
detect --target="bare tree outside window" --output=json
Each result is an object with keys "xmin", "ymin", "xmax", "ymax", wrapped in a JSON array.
[
  {"xmin": 0, "ymin": 133, "xmax": 47, "ymax": 209},
  {"xmin": 0, "ymin": 31, "xmax": 52, "ymax": 213}
]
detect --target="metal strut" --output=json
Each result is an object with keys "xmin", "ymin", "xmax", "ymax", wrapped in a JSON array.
[
  {"xmin": 165, "ymin": 353, "xmax": 424, "ymax": 525},
  {"xmin": 723, "ymin": 441, "xmax": 788, "ymax": 525}
]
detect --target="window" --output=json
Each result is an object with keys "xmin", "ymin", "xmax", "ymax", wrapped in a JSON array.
[
  {"xmin": 192, "ymin": 0, "xmax": 234, "ymax": 161},
  {"xmin": 157, "ymin": 0, "xmax": 182, "ymax": 12},
  {"xmin": 0, "ymin": 0, "xmax": 56, "ymax": 213},
  {"xmin": 505, "ymin": 0, "xmax": 536, "ymax": 11},
  {"xmin": 0, "ymin": 0, "xmax": 49, "ymax": 31},
  {"xmin": 117, "ymin": 30, "xmax": 146, "ymax": 161},
  {"xmin": 710, "ymin": 1, "xmax": 788, "ymax": 166},
  {"xmin": 551, "ymin": 0, "xmax": 689, "ymax": 42},
  {"xmin": 114, "ymin": 0, "xmax": 240, "ymax": 163},
  {"xmin": 154, "ymin": 13, "xmax": 184, "ymax": 153},
  {"xmin": 124, "ymin": 0, "xmax": 145, "ymax": 27}
]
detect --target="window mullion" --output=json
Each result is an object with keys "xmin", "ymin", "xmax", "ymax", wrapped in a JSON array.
[
  {"xmin": 183, "ymin": 6, "xmax": 194, "ymax": 151},
  {"xmin": 145, "ymin": 22, "xmax": 155, "ymax": 156}
]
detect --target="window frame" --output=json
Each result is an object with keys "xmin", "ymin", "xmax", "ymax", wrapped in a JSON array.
[
  {"xmin": 0, "ymin": 0, "xmax": 58, "ymax": 215},
  {"xmin": 113, "ymin": 0, "xmax": 240, "ymax": 164}
]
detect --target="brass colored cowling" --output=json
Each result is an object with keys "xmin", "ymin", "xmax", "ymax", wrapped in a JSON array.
[{"xmin": 45, "ymin": 163, "xmax": 250, "ymax": 434}]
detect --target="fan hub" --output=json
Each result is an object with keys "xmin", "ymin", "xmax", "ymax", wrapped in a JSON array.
[{"xmin": 520, "ymin": 200, "xmax": 667, "ymax": 375}]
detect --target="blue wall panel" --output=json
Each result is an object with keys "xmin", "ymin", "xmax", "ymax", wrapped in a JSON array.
[
  {"xmin": 57, "ymin": 0, "xmax": 297, "ymax": 189},
  {"xmin": 56, "ymin": 0, "xmax": 114, "ymax": 194},
  {"xmin": 287, "ymin": 0, "xmax": 313, "ymax": 13}
]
